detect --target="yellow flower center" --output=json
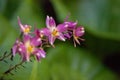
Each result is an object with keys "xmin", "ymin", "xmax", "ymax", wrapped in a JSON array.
[
  {"xmin": 40, "ymin": 34, "xmax": 44, "ymax": 38},
  {"xmin": 24, "ymin": 26, "xmax": 31, "ymax": 34},
  {"xmin": 52, "ymin": 29, "xmax": 59, "ymax": 37},
  {"xmin": 25, "ymin": 41, "xmax": 34, "ymax": 54}
]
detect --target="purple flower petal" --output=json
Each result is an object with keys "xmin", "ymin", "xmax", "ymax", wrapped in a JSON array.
[
  {"xmin": 64, "ymin": 33, "xmax": 71, "ymax": 39},
  {"xmin": 57, "ymin": 23, "xmax": 68, "ymax": 32},
  {"xmin": 22, "ymin": 52, "xmax": 30, "ymax": 62},
  {"xmin": 36, "ymin": 52, "xmax": 41, "ymax": 61},
  {"xmin": 39, "ymin": 49, "xmax": 46, "ymax": 58},
  {"xmin": 40, "ymin": 28, "xmax": 50, "ymax": 36},
  {"xmin": 34, "ymin": 28, "xmax": 40, "ymax": 37},
  {"xmin": 12, "ymin": 40, "xmax": 19, "ymax": 56},
  {"xmin": 57, "ymin": 33, "xmax": 65, "ymax": 41},
  {"xmin": 17, "ymin": 16, "xmax": 31, "ymax": 35},
  {"xmin": 23, "ymin": 35, "xmax": 31, "ymax": 43},
  {"xmin": 34, "ymin": 49, "xmax": 46, "ymax": 61},
  {"xmin": 31, "ymin": 36, "xmax": 42, "ymax": 46},
  {"xmin": 18, "ymin": 43, "xmax": 26, "ymax": 54},
  {"xmin": 75, "ymin": 26, "xmax": 85, "ymax": 37},
  {"xmin": 46, "ymin": 16, "xmax": 56, "ymax": 28},
  {"xmin": 48, "ymin": 35, "xmax": 56, "ymax": 45},
  {"xmin": 64, "ymin": 21, "xmax": 77, "ymax": 30},
  {"xmin": 18, "ymin": 16, "xmax": 25, "ymax": 32}
]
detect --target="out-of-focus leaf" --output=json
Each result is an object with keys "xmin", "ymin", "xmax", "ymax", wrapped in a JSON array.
[
  {"xmin": 0, "ymin": 0, "xmax": 7, "ymax": 13},
  {"xmin": 0, "ymin": 0, "xmax": 47, "ymax": 79},
  {"xmin": 50, "ymin": 0, "xmax": 120, "ymax": 55},
  {"xmin": 0, "ymin": 14, "xmax": 18, "ymax": 49},
  {"xmin": 0, "ymin": 14, "xmax": 18, "ymax": 77},
  {"xmin": 11, "ymin": 0, "xmax": 45, "ymax": 29},
  {"xmin": 45, "ymin": 44, "xmax": 118, "ymax": 80},
  {"xmin": 51, "ymin": 0, "xmax": 120, "ymax": 40},
  {"xmin": 4, "ymin": 43, "xmax": 118, "ymax": 80},
  {"xmin": 2, "ymin": 0, "xmax": 21, "ymax": 19}
]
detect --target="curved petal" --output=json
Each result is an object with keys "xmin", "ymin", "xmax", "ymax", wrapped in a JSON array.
[
  {"xmin": 64, "ymin": 33, "xmax": 71, "ymax": 39},
  {"xmin": 64, "ymin": 21, "xmax": 77, "ymax": 30},
  {"xmin": 34, "ymin": 28, "xmax": 40, "ymax": 37},
  {"xmin": 34, "ymin": 49, "xmax": 46, "ymax": 61},
  {"xmin": 22, "ymin": 52, "xmax": 30, "ymax": 62},
  {"xmin": 40, "ymin": 28, "xmax": 50, "ymax": 36},
  {"xmin": 75, "ymin": 26, "xmax": 85, "ymax": 37},
  {"xmin": 31, "ymin": 36, "xmax": 42, "ymax": 46},
  {"xmin": 39, "ymin": 49, "xmax": 46, "ymax": 58},
  {"xmin": 12, "ymin": 39, "xmax": 20, "ymax": 56},
  {"xmin": 48, "ymin": 35, "xmax": 56, "ymax": 45},
  {"xmin": 18, "ymin": 43, "xmax": 26, "ymax": 54},
  {"xmin": 57, "ymin": 23, "xmax": 68, "ymax": 32},
  {"xmin": 12, "ymin": 45, "xmax": 18, "ymax": 56},
  {"xmin": 17, "ymin": 16, "xmax": 25, "ymax": 32},
  {"xmin": 57, "ymin": 33, "xmax": 65, "ymax": 41},
  {"xmin": 23, "ymin": 35, "xmax": 31, "ymax": 43},
  {"xmin": 46, "ymin": 16, "xmax": 56, "ymax": 28},
  {"xmin": 35, "ymin": 52, "xmax": 41, "ymax": 61}
]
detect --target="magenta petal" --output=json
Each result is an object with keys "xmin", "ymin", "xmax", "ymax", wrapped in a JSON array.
[
  {"xmin": 64, "ymin": 21, "xmax": 77, "ymax": 29},
  {"xmin": 22, "ymin": 52, "xmax": 30, "ymax": 62},
  {"xmin": 34, "ymin": 28, "xmax": 40, "ymax": 37},
  {"xmin": 31, "ymin": 37, "xmax": 41, "ymax": 46},
  {"xmin": 57, "ymin": 24, "xmax": 68, "ymax": 32},
  {"xmin": 26, "ymin": 53, "xmax": 30, "ymax": 62},
  {"xmin": 17, "ymin": 16, "xmax": 25, "ymax": 32},
  {"xmin": 49, "ymin": 36, "xmax": 56, "ymax": 45},
  {"xmin": 12, "ymin": 39, "xmax": 20, "ymax": 56},
  {"xmin": 57, "ymin": 33, "xmax": 65, "ymax": 41},
  {"xmin": 39, "ymin": 49, "xmax": 46, "ymax": 58},
  {"xmin": 34, "ymin": 49, "xmax": 46, "ymax": 61},
  {"xmin": 12, "ymin": 45, "xmax": 17, "ymax": 56},
  {"xmin": 75, "ymin": 26, "xmax": 85, "ymax": 37},
  {"xmin": 46, "ymin": 16, "xmax": 56, "ymax": 28},
  {"xmin": 23, "ymin": 35, "xmax": 31, "ymax": 42},
  {"xmin": 36, "ymin": 53, "xmax": 41, "ymax": 61},
  {"xmin": 17, "ymin": 42, "xmax": 26, "ymax": 54},
  {"xmin": 40, "ymin": 28, "xmax": 50, "ymax": 36},
  {"xmin": 64, "ymin": 33, "xmax": 71, "ymax": 39}
]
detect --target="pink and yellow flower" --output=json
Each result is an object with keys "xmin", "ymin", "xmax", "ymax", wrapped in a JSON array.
[
  {"xmin": 12, "ymin": 35, "xmax": 45, "ymax": 62},
  {"xmin": 17, "ymin": 17, "xmax": 31, "ymax": 35},
  {"xmin": 45, "ymin": 16, "xmax": 67, "ymax": 45}
]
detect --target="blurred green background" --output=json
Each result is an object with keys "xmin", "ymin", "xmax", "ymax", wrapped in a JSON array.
[{"xmin": 0, "ymin": 0, "xmax": 120, "ymax": 80}]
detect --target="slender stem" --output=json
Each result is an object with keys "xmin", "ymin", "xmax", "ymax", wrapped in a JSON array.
[
  {"xmin": 3, "ymin": 61, "xmax": 24, "ymax": 75},
  {"xmin": 0, "ymin": 52, "xmax": 12, "ymax": 61}
]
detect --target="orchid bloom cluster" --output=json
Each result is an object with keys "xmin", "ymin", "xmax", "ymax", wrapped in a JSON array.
[{"xmin": 12, "ymin": 16, "xmax": 85, "ymax": 62}]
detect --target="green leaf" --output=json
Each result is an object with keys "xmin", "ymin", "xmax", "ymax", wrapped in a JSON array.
[
  {"xmin": 43, "ymin": 44, "xmax": 118, "ymax": 80},
  {"xmin": 51, "ymin": 0, "xmax": 120, "ymax": 40},
  {"xmin": 0, "ymin": 14, "xmax": 18, "ymax": 49},
  {"xmin": 11, "ymin": 0, "xmax": 45, "ymax": 29},
  {"xmin": 50, "ymin": 0, "xmax": 120, "ymax": 55},
  {"xmin": 3, "ymin": 44, "xmax": 118, "ymax": 80},
  {"xmin": 0, "ymin": 0, "xmax": 7, "ymax": 13}
]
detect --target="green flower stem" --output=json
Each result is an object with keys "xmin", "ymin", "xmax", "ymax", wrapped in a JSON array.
[
  {"xmin": 3, "ymin": 61, "xmax": 24, "ymax": 75},
  {"xmin": 0, "ymin": 51, "xmax": 12, "ymax": 61}
]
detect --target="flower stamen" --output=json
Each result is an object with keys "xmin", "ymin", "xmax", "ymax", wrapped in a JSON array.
[
  {"xmin": 25, "ymin": 41, "xmax": 34, "ymax": 54},
  {"xmin": 52, "ymin": 29, "xmax": 59, "ymax": 37},
  {"xmin": 24, "ymin": 26, "xmax": 31, "ymax": 34}
]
